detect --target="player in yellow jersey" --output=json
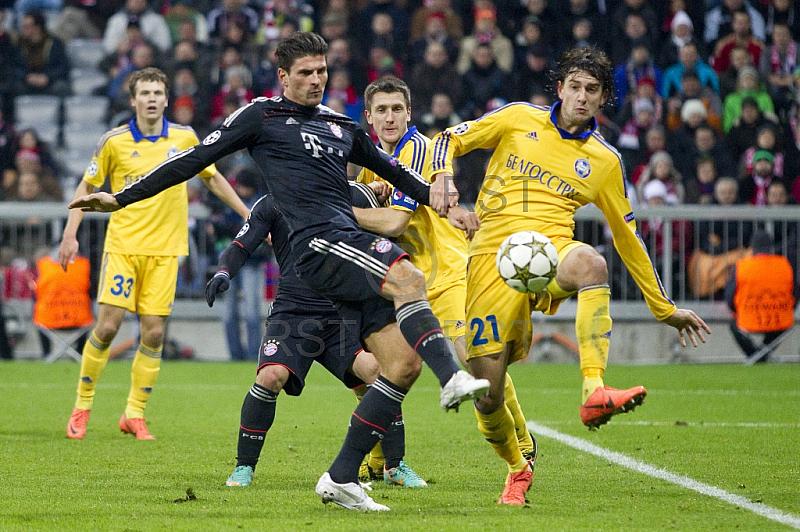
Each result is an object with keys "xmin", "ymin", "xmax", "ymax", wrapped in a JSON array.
[
  {"xmin": 61, "ymin": 67, "xmax": 249, "ymax": 440},
  {"xmin": 429, "ymin": 47, "xmax": 711, "ymax": 504},
  {"xmin": 353, "ymin": 78, "xmax": 538, "ymax": 482}
]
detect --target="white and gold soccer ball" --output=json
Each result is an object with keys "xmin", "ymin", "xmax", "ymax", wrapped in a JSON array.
[{"xmin": 496, "ymin": 231, "xmax": 559, "ymax": 293}]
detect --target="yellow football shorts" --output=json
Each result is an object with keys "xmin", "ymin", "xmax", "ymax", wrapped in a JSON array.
[
  {"xmin": 427, "ymin": 280, "xmax": 467, "ymax": 341},
  {"xmin": 465, "ymin": 238, "xmax": 587, "ymax": 363},
  {"xmin": 97, "ymin": 252, "xmax": 179, "ymax": 315}
]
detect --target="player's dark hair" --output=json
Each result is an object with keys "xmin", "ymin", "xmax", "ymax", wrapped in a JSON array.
[
  {"xmin": 128, "ymin": 67, "xmax": 170, "ymax": 97},
  {"xmin": 364, "ymin": 77, "xmax": 411, "ymax": 112},
  {"xmin": 276, "ymin": 32, "xmax": 329, "ymax": 72},
  {"xmin": 553, "ymin": 46, "xmax": 615, "ymax": 107}
]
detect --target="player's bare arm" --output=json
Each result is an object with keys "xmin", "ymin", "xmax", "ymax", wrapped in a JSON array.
[
  {"xmin": 662, "ymin": 309, "xmax": 711, "ymax": 348},
  {"xmin": 430, "ymin": 171, "xmax": 458, "ymax": 216},
  {"xmin": 352, "ymin": 206, "xmax": 412, "ymax": 237},
  {"xmin": 59, "ymin": 179, "xmax": 96, "ymax": 270},
  {"xmin": 447, "ymin": 206, "xmax": 480, "ymax": 240},
  {"xmin": 202, "ymin": 171, "xmax": 250, "ymax": 219},
  {"xmin": 69, "ymin": 191, "xmax": 120, "ymax": 212}
]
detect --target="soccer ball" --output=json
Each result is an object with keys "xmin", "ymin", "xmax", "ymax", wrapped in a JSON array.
[{"xmin": 496, "ymin": 231, "xmax": 559, "ymax": 293}]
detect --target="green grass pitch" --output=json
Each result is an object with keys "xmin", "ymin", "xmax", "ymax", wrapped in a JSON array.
[{"xmin": 1, "ymin": 361, "xmax": 798, "ymax": 531}]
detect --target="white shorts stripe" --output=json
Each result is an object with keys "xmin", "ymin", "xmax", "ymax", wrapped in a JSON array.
[{"xmin": 310, "ymin": 239, "xmax": 387, "ymax": 278}]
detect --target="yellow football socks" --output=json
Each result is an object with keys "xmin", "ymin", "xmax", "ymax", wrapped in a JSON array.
[
  {"xmin": 75, "ymin": 331, "xmax": 111, "ymax": 410},
  {"xmin": 125, "ymin": 343, "xmax": 162, "ymax": 419},
  {"xmin": 576, "ymin": 284, "xmax": 612, "ymax": 403},
  {"xmin": 475, "ymin": 404, "xmax": 528, "ymax": 473},
  {"xmin": 504, "ymin": 373, "xmax": 534, "ymax": 455}
]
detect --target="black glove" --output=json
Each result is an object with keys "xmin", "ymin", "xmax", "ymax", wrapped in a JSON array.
[{"xmin": 205, "ymin": 272, "xmax": 230, "ymax": 307}]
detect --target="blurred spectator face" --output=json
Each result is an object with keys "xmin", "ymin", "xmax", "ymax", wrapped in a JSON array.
[
  {"xmin": 131, "ymin": 44, "xmax": 155, "ymax": 69},
  {"xmin": 723, "ymin": 0, "xmax": 744, "ymax": 9},
  {"xmin": 774, "ymin": 0, "xmax": 790, "ymax": 10},
  {"xmin": 225, "ymin": 20, "xmax": 247, "ymax": 45},
  {"xmin": 756, "ymin": 128, "xmax": 776, "ymax": 150},
  {"xmin": 327, "ymin": 39, "xmax": 350, "ymax": 67},
  {"xmin": 739, "ymin": 71, "xmax": 759, "ymax": 91},
  {"xmin": 174, "ymin": 41, "xmax": 198, "ymax": 63},
  {"xmin": 522, "ymin": 20, "xmax": 542, "ymax": 44},
  {"xmin": 646, "ymin": 127, "xmax": 666, "ymax": 152},
  {"xmin": 473, "ymin": 45, "xmax": 494, "ymax": 68},
  {"xmin": 17, "ymin": 172, "xmax": 41, "ymax": 201},
  {"xmin": 329, "ymin": 70, "xmax": 350, "ymax": 91},
  {"xmin": 695, "ymin": 127, "xmax": 715, "ymax": 152},
  {"xmin": 715, "ymin": 179, "xmax": 738, "ymax": 205},
  {"xmin": 18, "ymin": 130, "xmax": 38, "ymax": 149},
  {"xmin": 636, "ymin": 80, "xmax": 655, "ymax": 99},
  {"xmin": 767, "ymin": 181, "xmax": 789, "ymax": 205},
  {"xmin": 697, "ymin": 159, "xmax": 717, "ymax": 184},
  {"xmin": 573, "ymin": 20, "xmax": 592, "ymax": 41},
  {"xmin": 174, "ymin": 102, "xmax": 194, "ymax": 125},
  {"xmin": 529, "ymin": 93, "xmax": 550, "ymax": 106},
  {"xmin": 372, "ymin": 13, "xmax": 393, "ymax": 36},
  {"xmin": 635, "ymin": 106, "xmax": 654, "ymax": 127},
  {"xmin": 425, "ymin": 16, "xmax": 446, "ymax": 39},
  {"xmin": 654, "ymin": 158, "xmax": 672, "ymax": 180},
  {"xmin": 221, "ymin": 47, "xmax": 243, "ymax": 70},
  {"xmin": 526, "ymin": 52, "xmax": 548, "ymax": 71},
  {"xmin": 731, "ymin": 11, "xmax": 751, "ymax": 38},
  {"xmin": 178, "ymin": 20, "xmax": 198, "ymax": 43},
  {"xmin": 754, "ymin": 158, "xmax": 773, "ymax": 177},
  {"xmin": 730, "ymin": 47, "xmax": 750, "ymax": 70},
  {"xmin": 20, "ymin": 14, "xmax": 45, "ymax": 43},
  {"xmin": 325, "ymin": 96, "xmax": 346, "ymax": 114},
  {"xmin": 773, "ymin": 25, "xmax": 792, "ymax": 51},
  {"xmin": 474, "ymin": 11, "xmax": 496, "ymax": 34},
  {"xmin": 741, "ymin": 102, "xmax": 759, "ymax": 123},
  {"xmin": 679, "ymin": 44, "xmax": 698, "ymax": 68},
  {"xmin": 431, "ymin": 93, "xmax": 453, "ymax": 118},
  {"xmin": 569, "ymin": 0, "xmax": 589, "ymax": 13},
  {"xmin": 424, "ymin": 42, "xmax": 448, "ymax": 68},
  {"xmin": 625, "ymin": 0, "xmax": 644, "ymax": 8},
  {"xmin": 681, "ymin": 75, "xmax": 701, "ymax": 97},
  {"xmin": 223, "ymin": 0, "xmax": 243, "ymax": 10},
  {"xmin": 625, "ymin": 15, "xmax": 647, "ymax": 40},
  {"xmin": 631, "ymin": 45, "xmax": 650, "ymax": 65},
  {"xmin": 173, "ymin": 68, "xmax": 197, "ymax": 95},
  {"xmin": 127, "ymin": 0, "xmax": 148, "ymax": 16}
]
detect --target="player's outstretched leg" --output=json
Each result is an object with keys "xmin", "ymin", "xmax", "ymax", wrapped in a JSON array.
[
  {"xmin": 575, "ymin": 283, "xmax": 646, "ymax": 428},
  {"xmin": 315, "ymin": 472, "xmax": 389, "ymax": 512},
  {"xmin": 226, "ymin": 381, "xmax": 279, "ymax": 487}
]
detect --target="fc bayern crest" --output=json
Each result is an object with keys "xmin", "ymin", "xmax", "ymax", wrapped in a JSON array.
[
  {"xmin": 375, "ymin": 239, "xmax": 392, "ymax": 253},
  {"xmin": 264, "ymin": 342, "xmax": 278, "ymax": 357},
  {"xmin": 329, "ymin": 122, "xmax": 343, "ymax": 138},
  {"xmin": 575, "ymin": 158, "xmax": 591, "ymax": 178}
]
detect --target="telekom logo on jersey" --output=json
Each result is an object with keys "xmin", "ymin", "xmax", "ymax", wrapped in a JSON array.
[{"xmin": 503, "ymin": 153, "xmax": 580, "ymax": 201}]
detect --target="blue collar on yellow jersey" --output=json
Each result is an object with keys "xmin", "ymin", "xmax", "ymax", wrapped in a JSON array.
[
  {"xmin": 129, "ymin": 116, "xmax": 169, "ymax": 143},
  {"xmin": 380, "ymin": 125, "xmax": 418, "ymax": 157},
  {"xmin": 549, "ymin": 101, "xmax": 597, "ymax": 140}
]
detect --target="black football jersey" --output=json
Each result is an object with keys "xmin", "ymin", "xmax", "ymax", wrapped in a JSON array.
[{"xmin": 115, "ymin": 96, "xmax": 432, "ymax": 250}]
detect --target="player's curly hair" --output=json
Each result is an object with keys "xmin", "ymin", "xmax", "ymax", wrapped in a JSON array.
[
  {"xmin": 276, "ymin": 32, "xmax": 329, "ymax": 72},
  {"xmin": 127, "ymin": 67, "xmax": 170, "ymax": 98},
  {"xmin": 553, "ymin": 47, "xmax": 615, "ymax": 108},
  {"xmin": 364, "ymin": 77, "xmax": 411, "ymax": 112}
]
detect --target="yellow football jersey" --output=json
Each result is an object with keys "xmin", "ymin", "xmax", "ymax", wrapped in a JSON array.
[
  {"xmin": 357, "ymin": 126, "xmax": 467, "ymax": 289},
  {"xmin": 430, "ymin": 103, "xmax": 676, "ymax": 320},
  {"xmin": 83, "ymin": 118, "xmax": 216, "ymax": 256}
]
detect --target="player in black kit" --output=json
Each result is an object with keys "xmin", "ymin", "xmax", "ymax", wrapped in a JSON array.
[
  {"xmin": 209, "ymin": 186, "xmax": 426, "ymax": 489},
  {"xmin": 69, "ymin": 32, "xmax": 487, "ymax": 512}
]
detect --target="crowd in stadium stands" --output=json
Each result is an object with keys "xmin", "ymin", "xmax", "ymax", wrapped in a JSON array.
[{"xmin": 0, "ymin": 0, "xmax": 799, "ymax": 299}]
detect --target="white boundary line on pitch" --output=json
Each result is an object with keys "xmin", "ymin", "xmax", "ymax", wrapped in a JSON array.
[
  {"xmin": 528, "ymin": 421, "xmax": 800, "ymax": 530},
  {"xmin": 532, "ymin": 420, "xmax": 800, "ymax": 428}
]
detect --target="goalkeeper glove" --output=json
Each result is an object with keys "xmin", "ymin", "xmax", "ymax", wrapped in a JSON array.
[{"xmin": 205, "ymin": 271, "xmax": 230, "ymax": 307}]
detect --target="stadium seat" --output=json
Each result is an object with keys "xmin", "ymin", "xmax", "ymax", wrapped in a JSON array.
[
  {"xmin": 64, "ymin": 95, "xmax": 109, "ymax": 127},
  {"xmin": 62, "ymin": 122, "xmax": 107, "ymax": 153},
  {"xmin": 70, "ymin": 67, "xmax": 108, "ymax": 97},
  {"xmin": 66, "ymin": 39, "xmax": 105, "ymax": 69},
  {"xmin": 14, "ymin": 94, "xmax": 61, "ymax": 127},
  {"xmin": 59, "ymin": 148, "xmax": 91, "ymax": 178}
]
